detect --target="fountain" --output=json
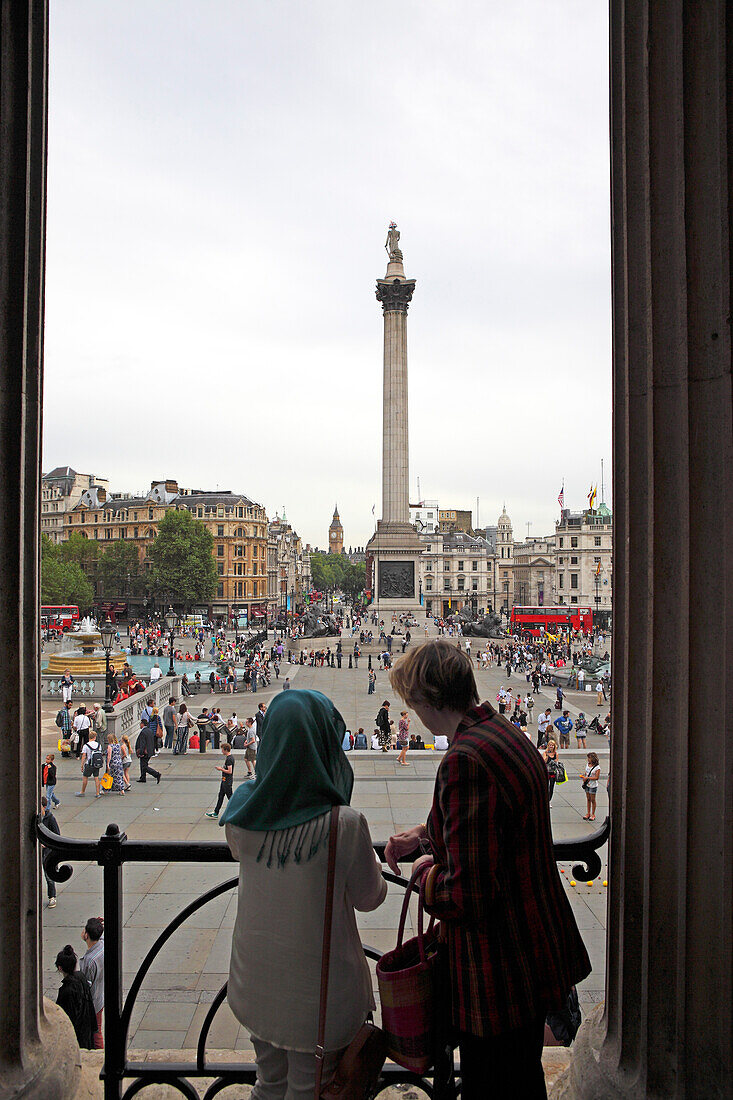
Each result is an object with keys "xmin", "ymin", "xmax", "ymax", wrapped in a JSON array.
[{"xmin": 44, "ymin": 616, "xmax": 126, "ymax": 675}]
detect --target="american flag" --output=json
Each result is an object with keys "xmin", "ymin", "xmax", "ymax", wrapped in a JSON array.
[{"xmin": 558, "ymin": 485, "xmax": 564, "ymax": 509}]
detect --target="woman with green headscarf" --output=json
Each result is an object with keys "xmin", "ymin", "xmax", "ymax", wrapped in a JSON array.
[{"xmin": 221, "ymin": 689, "xmax": 386, "ymax": 1099}]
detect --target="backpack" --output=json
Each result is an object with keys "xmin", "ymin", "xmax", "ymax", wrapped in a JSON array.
[
  {"xmin": 89, "ymin": 744, "xmax": 104, "ymax": 770},
  {"xmin": 55, "ymin": 711, "xmax": 64, "ymax": 728}
]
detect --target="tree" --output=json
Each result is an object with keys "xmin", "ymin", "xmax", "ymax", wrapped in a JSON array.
[
  {"xmin": 148, "ymin": 509, "xmax": 217, "ymax": 606},
  {"xmin": 41, "ymin": 536, "xmax": 94, "ymax": 609},
  {"xmin": 309, "ymin": 552, "xmax": 365, "ymax": 601},
  {"xmin": 98, "ymin": 541, "xmax": 144, "ymax": 597},
  {"xmin": 310, "ymin": 552, "xmax": 339, "ymax": 593},
  {"xmin": 340, "ymin": 561, "xmax": 366, "ymax": 601}
]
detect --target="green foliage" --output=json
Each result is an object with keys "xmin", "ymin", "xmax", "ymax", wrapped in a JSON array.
[
  {"xmin": 61, "ymin": 532, "xmax": 98, "ymax": 569},
  {"xmin": 148, "ymin": 509, "xmax": 217, "ymax": 606},
  {"xmin": 98, "ymin": 540, "xmax": 144, "ymax": 597},
  {"xmin": 41, "ymin": 536, "xmax": 94, "ymax": 609},
  {"xmin": 309, "ymin": 553, "xmax": 365, "ymax": 601}
]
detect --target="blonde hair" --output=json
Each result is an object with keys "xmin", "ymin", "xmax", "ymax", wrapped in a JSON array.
[{"xmin": 390, "ymin": 640, "xmax": 479, "ymax": 713}]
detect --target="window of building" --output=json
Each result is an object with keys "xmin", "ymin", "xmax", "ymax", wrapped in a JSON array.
[
  {"xmin": 238, "ymin": 507, "xmax": 243, "ymax": 518},
  {"xmin": 218, "ymin": 525, "xmax": 224, "ymax": 536},
  {"xmin": 595, "ymin": 536, "xmax": 602, "ymax": 546},
  {"xmin": 444, "ymin": 580, "xmax": 450, "ymax": 591},
  {"xmin": 218, "ymin": 507, "xmax": 224, "ymax": 517},
  {"xmin": 559, "ymin": 537, "xmax": 564, "ymax": 548},
  {"xmin": 134, "ymin": 527, "xmax": 139, "ymax": 538},
  {"xmin": 571, "ymin": 536, "xmax": 578, "ymax": 548},
  {"xmin": 198, "ymin": 508, "xmax": 203, "ymax": 517},
  {"xmin": 559, "ymin": 574, "xmax": 564, "ymax": 589},
  {"xmin": 457, "ymin": 578, "xmax": 465, "ymax": 591},
  {"xmin": 217, "ymin": 545, "xmax": 224, "ymax": 557},
  {"xmin": 148, "ymin": 508, "xmax": 153, "ymax": 519},
  {"xmin": 458, "ymin": 560, "xmax": 464, "ymax": 571},
  {"xmin": 444, "ymin": 562, "xmax": 450, "ymax": 571},
  {"xmin": 134, "ymin": 512, "xmax": 138, "ymax": 521},
  {"xmin": 217, "ymin": 563, "xmax": 224, "ymax": 576},
  {"xmin": 425, "ymin": 580, "xmax": 433, "ymax": 592},
  {"xmin": 472, "ymin": 579, "xmax": 478, "ymax": 591},
  {"xmin": 253, "ymin": 582, "xmax": 258, "ymax": 597},
  {"xmin": 217, "ymin": 583, "xmax": 224, "ymax": 598},
  {"xmin": 472, "ymin": 561, "xmax": 478, "ymax": 571},
  {"xmin": 571, "ymin": 595, "xmax": 578, "ymax": 604},
  {"xmin": 571, "ymin": 573, "xmax": 579, "ymax": 589},
  {"xmin": 571, "ymin": 556, "xmax": 578, "ymax": 564}
]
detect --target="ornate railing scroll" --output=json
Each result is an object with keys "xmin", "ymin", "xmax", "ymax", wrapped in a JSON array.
[{"xmin": 39, "ymin": 815, "xmax": 610, "ymax": 1100}]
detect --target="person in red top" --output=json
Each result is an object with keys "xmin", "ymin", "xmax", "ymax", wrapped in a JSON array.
[{"xmin": 386, "ymin": 640, "xmax": 591, "ymax": 1099}]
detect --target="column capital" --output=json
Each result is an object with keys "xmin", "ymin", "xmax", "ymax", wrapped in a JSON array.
[{"xmin": 376, "ymin": 278, "xmax": 416, "ymax": 313}]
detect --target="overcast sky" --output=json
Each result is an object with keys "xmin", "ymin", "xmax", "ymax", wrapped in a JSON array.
[{"xmin": 44, "ymin": 1, "xmax": 611, "ymax": 549}]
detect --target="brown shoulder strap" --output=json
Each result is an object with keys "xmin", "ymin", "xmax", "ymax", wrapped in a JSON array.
[{"xmin": 314, "ymin": 805, "xmax": 339, "ymax": 1098}]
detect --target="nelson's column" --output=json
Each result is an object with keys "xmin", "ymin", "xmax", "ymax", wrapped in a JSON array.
[{"xmin": 366, "ymin": 224, "xmax": 424, "ymax": 615}]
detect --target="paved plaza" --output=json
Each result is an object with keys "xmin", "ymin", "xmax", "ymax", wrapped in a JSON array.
[{"xmin": 41, "ymin": 649, "xmax": 610, "ymax": 1052}]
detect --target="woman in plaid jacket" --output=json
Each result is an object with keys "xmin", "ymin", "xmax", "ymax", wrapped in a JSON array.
[{"xmin": 387, "ymin": 640, "xmax": 591, "ymax": 1099}]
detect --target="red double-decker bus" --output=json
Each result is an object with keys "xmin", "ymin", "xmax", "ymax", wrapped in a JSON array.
[{"xmin": 509, "ymin": 605, "xmax": 593, "ymax": 638}]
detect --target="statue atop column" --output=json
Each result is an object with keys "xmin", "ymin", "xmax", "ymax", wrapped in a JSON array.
[{"xmin": 385, "ymin": 221, "xmax": 403, "ymax": 262}]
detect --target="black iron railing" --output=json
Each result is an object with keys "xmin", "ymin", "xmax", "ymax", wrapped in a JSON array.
[{"xmin": 39, "ymin": 817, "xmax": 610, "ymax": 1100}]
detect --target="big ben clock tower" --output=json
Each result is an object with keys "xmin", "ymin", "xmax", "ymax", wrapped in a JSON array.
[{"xmin": 328, "ymin": 506, "xmax": 344, "ymax": 555}]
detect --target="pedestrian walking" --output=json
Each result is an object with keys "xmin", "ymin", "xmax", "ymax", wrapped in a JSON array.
[
  {"xmin": 71, "ymin": 706, "xmax": 92, "ymax": 760},
  {"xmin": 205, "ymin": 743, "xmax": 235, "ymax": 818},
  {"xmin": 60, "ymin": 669, "xmax": 75, "ymax": 703},
  {"xmin": 119, "ymin": 735, "xmax": 133, "ymax": 790},
  {"xmin": 243, "ymin": 718, "xmax": 257, "ymax": 778},
  {"xmin": 105, "ymin": 734, "xmax": 125, "ymax": 793},
  {"xmin": 396, "ymin": 710, "xmax": 410, "ymax": 766},
  {"xmin": 174, "ymin": 704, "xmax": 194, "ymax": 755},
  {"xmin": 367, "ymin": 669, "xmax": 376, "ymax": 695},
  {"xmin": 375, "ymin": 700, "xmax": 392, "ymax": 752},
  {"xmin": 79, "ymin": 917, "xmax": 105, "ymax": 1049},
  {"xmin": 162, "ymin": 697, "xmax": 177, "ymax": 749},
  {"xmin": 553, "ymin": 710, "xmax": 573, "ymax": 750},
  {"xmin": 581, "ymin": 753, "xmax": 601, "ymax": 820},
  {"xmin": 54, "ymin": 945, "xmax": 96, "ymax": 1049},
  {"xmin": 135, "ymin": 722, "xmax": 161, "ymax": 784},
  {"xmin": 43, "ymin": 753, "xmax": 60, "ymax": 808},
  {"xmin": 40, "ymin": 795, "xmax": 60, "ymax": 907},
  {"xmin": 595, "ymin": 681, "xmax": 604, "ymax": 706},
  {"xmin": 75, "ymin": 734, "xmax": 105, "ymax": 798}
]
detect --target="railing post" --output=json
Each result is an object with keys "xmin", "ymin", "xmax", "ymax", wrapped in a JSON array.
[{"xmin": 98, "ymin": 824, "xmax": 126, "ymax": 1100}]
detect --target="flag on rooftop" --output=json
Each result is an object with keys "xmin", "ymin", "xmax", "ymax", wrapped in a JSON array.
[{"xmin": 558, "ymin": 485, "xmax": 565, "ymax": 509}]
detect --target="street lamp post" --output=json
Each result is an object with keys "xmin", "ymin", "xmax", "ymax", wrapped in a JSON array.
[
  {"xmin": 594, "ymin": 572, "xmax": 601, "ymax": 622},
  {"xmin": 165, "ymin": 605, "xmax": 177, "ymax": 677},
  {"xmin": 233, "ymin": 606, "xmax": 239, "ymax": 651},
  {"xmin": 99, "ymin": 616, "xmax": 116, "ymax": 714},
  {"xmin": 290, "ymin": 585, "xmax": 295, "ymax": 631}
]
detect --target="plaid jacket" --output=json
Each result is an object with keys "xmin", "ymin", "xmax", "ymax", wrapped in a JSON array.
[{"xmin": 425, "ymin": 702, "xmax": 591, "ymax": 1037}]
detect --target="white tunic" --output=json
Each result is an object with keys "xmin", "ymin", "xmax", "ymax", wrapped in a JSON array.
[{"xmin": 225, "ymin": 807, "xmax": 387, "ymax": 1052}]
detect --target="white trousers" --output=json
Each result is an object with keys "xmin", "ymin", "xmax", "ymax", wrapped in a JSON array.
[{"xmin": 250, "ymin": 1037, "xmax": 342, "ymax": 1100}]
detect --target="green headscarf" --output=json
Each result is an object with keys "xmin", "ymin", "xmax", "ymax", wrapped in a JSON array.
[{"xmin": 220, "ymin": 689, "xmax": 353, "ymax": 863}]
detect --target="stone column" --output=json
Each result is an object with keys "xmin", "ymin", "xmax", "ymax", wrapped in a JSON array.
[
  {"xmin": 0, "ymin": 2, "xmax": 81, "ymax": 1096},
  {"xmin": 376, "ymin": 264, "xmax": 416, "ymax": 525},
  {"xmin": 555, "ymin": 1, "xmax": 733, "ymax": 1096}
]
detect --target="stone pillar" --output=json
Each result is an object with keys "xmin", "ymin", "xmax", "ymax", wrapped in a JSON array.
[
  {"xmin": 0, "ymin": 2, "xmax": 81, "ymax": 1096},
  {"xmin": 368, "ymin": 249, "xmax": 423, "ymax": 615},
  {"xmin": 377, "ymin": 263, "xmax": 416, "ymax": 525},
  {"xmin": 554, "ymin": 1, "xmax": 733, "ymax": 1096}
]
